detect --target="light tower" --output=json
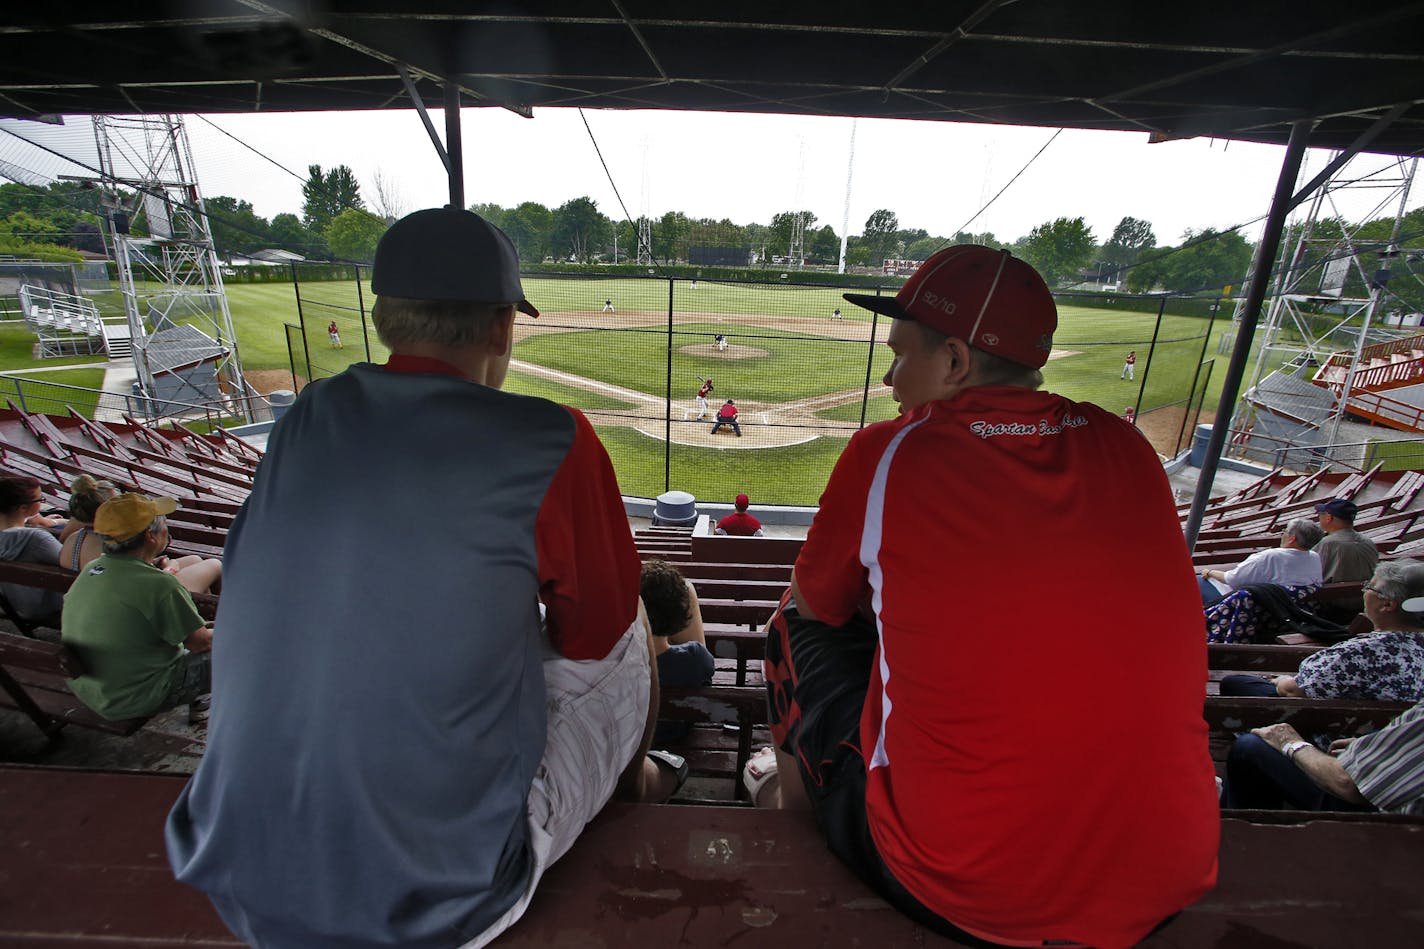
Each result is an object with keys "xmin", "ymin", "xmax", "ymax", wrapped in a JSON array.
[
  {"xmin": 93, "ymin": 114, "xmax": 252, "ymax": 423},
  {"xmin": 636, "ymin": 138, "xmax": 654, "ymax": 266},
  {"xmin": 788, "ymin": 140, "xmax": 807, "ymax": 267},
  {"xmin": 1229, "ymin": 154, "xmax": 1419, "ymax": 467}
]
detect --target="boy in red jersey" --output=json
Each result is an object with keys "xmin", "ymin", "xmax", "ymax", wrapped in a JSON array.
[{"xmin": 755, "ymin": 246, "xmax": 1218, "ymax": 949}]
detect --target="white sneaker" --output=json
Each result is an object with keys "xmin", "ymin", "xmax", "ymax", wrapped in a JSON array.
[{"xmin": 743, "ymin": 746, "xmax": 778, "ymax": 804}]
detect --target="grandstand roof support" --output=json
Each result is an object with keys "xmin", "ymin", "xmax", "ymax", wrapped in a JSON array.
[
  {"xmin": 444, "ymin": 83, "xmax": 464, "ymax": 210},
  {"xmin": 1184, "ymin": 121, "xmax": 1310, "ymax": 550}
]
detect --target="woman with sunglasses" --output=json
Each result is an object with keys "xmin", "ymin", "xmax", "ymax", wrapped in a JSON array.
[{"xmin": 0, "ymin": 473, "xmax": 65, "ymax": 623}]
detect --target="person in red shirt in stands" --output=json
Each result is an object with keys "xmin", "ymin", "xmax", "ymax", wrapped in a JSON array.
[
  {"xmin": 749, "ymin": 245, "xmax": 1217, "ymax": 949},
  {"xmin": 716, "ymin": 493, "xmax": 763, "ymax": 537}
]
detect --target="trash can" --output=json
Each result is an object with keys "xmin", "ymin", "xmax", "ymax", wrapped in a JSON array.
[
  {"xmin": 652, "ymin": 490, "xmax": 698, "ymax": 527},
  {"xmin": 1190, "ymin": 424, "xmax": 1213, "ymax": 468},
  {"xmin": 267, "ymin": 389, "xmax": 296, "ymax": 423}
]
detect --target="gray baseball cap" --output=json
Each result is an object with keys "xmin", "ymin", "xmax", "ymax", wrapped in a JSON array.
[{"xmin": 371, "ymin": 207, "xmax": 539, "ymax": 316}]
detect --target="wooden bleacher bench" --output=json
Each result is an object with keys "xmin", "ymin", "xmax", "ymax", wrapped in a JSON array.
[
  {"xmin": 0, "ymin": 560, "xmax": 218, "ymax": 623},
  {"xmin": 690, "ymin": 534, "xmax": 803, "ymax": 565},
  {"xmin": 2, "ymin": 765, "xmax": 1421, "ymax": 948},
  {"xmin": 0, "ymin": 560, "xmax": 219, "ymax": 740},
  {"xmin": 677, "ymin": 561, "xmax": 792, "ymax": 582},
  {"xmin": 0, "ymin": 629, "xmax": 150, "ymax": 738}
]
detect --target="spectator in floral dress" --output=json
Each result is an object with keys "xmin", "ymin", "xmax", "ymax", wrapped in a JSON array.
[{"xmin": 1220, "ymin": 560, "xmax": 1424, "ymax": 701}]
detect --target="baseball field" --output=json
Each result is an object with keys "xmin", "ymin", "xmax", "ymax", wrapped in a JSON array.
[{"xmin": 220, "ymin": 274, "xmax": 1292, "ymax": 506}]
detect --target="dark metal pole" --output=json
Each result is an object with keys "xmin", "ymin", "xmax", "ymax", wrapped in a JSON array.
[
  {"xmin": 665, "ymin": 278, "xmax": 673, "ymax": 494},
  {"xmin": 1184, "ymin": 120, "xmax": 1311, "ymax": 549},
  {"xmin": 1133, "ymin": 295, "xmax": 1169, "ymax": 421},
  {"xmin": 1175, "ymin": 294, "xmax": 1225, "ymax": 454},
  {"xmin": 354, "ymin": 263, "xmax": 372, "ymax": 362},
  {"xmin": 860, "ymin": 309, "xmax": 879, "ymax": 429},
  {"xmin": 286, "ymin": 325, "xmax": 300, "ymax": 393},
  {"xmin": 444, "ymin": 83, "xmax": 464, "ymax": 209},
  {"xmin": 291, "ymin": 262, "xmax": 312, "ymax": 383}
]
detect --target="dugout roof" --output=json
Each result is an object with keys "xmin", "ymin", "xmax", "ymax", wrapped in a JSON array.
[{"xmin": 1, "ymin": 3, "xmax": 1423, "ymax": 156}]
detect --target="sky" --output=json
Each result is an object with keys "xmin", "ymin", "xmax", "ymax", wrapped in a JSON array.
[
  {"xmin": 179, "ymin": 107, "xmax": 1422, "ymax": 250},
  {"xmin": 4, "ymin": 107, "xmax": 1421, "ymax": 250}
]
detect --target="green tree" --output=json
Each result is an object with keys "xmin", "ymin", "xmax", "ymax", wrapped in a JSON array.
[
  {"xmin": 204, "ymin": 195, "xmax": 270, "ymax": 258},
  {"xmin": 768, "ymin": 210, "xmax": 815, "ymax": 259},
  {"xmin": 905, "ymin": 236, "xmax": 946, "ymax": 260},
  {"xmin": 501, "ymin": 201, "xmax": 552, "ymax": 263},
  {"xmin": 808, "ymin": 225, "xmax": 840, "ymax": 264},
  {"xmin": 302, "ymin": 164, "xmax": 364, "ymax": 234},
  {"xmin": 654, "ymin": 210, "xmax": 692, "ymax": 261},
  {"xmin": 0, "ymin": 235, "xmax": 83, "ymax": 261},
  {"xmin": 951, "ymin": 230, "xmax": 1001, "ymax": 248},
  {"xmin": 1101, "ymin": 216, "xmax": 1157, "ymax": 280},
  {"xmin": 1155, "ymin": 228, "xmax": 1254, "ymax": 293},
  {"xmin": 468, "ymin": 202, "xmax": 508, "ymax": 229},
  {"xmin": 1018, "ymin": 216, "xmax": 1096, "ymax": 286},
  {"xmin": 3, "ymin": 210, "xmax": 61, "ymax": 243},
  {"xmin": 269, "ymin": 212, "xmax": 321, "ymax": 257},
  {"xmin": 861, "ymin": 209, "xmax": 900, "ymax": 264},
  {"xmin": 551, "ymin": 197, "xmax": 608, "ymax": 263},
  {"xmin": 324, "ymin": 208, "xmax": 388, "ymax": 261}
]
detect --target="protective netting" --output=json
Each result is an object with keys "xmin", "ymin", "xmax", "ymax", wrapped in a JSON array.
[{"xmin": 283, "ymin": 271, "xmax": 1226, "ymax": 506}]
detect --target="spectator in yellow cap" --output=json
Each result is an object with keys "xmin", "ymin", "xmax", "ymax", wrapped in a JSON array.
[{"xmin": 60, "ymin": 493, "xmax": 213, "ymax": 722}]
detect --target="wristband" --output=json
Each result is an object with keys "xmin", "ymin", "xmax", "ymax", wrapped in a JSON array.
[{"xmin": 1282, "ymin": 739, "xmax": 1312, "ymax": 759}]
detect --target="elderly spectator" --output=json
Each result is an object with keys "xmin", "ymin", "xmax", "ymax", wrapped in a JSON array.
[
  {"xmin": 1222, "ymin": 700, "xmax": 1424, "ymax": 815},
  {"xmin": 1198, "ymin": 518, "xmax": 1323, "ymax": 606},
  {"xmin": 716, "ymin": 493, "xmax": 764, "ymax": 537},
  {"xmin": 168, "ymin": 208, "xmax": 675, "ymax": 949},
  {"xmin": 1314, "ymin": 497, "xmax": 1379, "ymax": 582},
  {"xmin": 751, "ymin": 245, "xmax": 1216, "ymax": 947},
  {"xmin": 1221, "ymin": 561, "xmax": 1424, "ymax": 701},
  {"xmin": 0, "ymin": 474, "xmax": 64, "ymax": 623},
  {"xmin": 60, "ymin": 494, "xmax": 212, "ymax": 721}
]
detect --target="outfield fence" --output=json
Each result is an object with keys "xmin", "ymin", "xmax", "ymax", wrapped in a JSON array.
[{"xmin": 282, "ymin": 268, "xmax": 1230, "ymax": 507}]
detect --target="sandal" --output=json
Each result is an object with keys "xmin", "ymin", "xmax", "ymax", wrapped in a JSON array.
[
  {"xmin": 646, "ymin": 749, "xmax": 690, "ymax": 793},
  {"xmin": 742, "ymin": 745, "xmax": 778, "ymax": 803}
]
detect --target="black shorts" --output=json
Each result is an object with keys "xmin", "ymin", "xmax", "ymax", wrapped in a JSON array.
[{"xmin": 762, "ymin": 595, "xmax": 1010, "ymax": 948}]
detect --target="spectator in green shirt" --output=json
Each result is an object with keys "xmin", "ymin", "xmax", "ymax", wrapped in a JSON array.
[{"xmin": 61, "ymin": 493, "xmax": 211, "ymax": 721}]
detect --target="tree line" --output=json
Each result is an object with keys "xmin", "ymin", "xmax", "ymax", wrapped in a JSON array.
[{"xmin": 2, "ymin": 165, "xmax": 1420, "ymax": 309}]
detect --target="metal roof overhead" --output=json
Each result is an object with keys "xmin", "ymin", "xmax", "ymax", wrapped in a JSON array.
[{"xmin": 0, "ymin": 3, "xmax": 1421, "ymax": 155}]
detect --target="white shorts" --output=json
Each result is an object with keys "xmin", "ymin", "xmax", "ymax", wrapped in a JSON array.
[{"xmin": 461, "ymin": 616, "xmax": 650, "ymax": 948}]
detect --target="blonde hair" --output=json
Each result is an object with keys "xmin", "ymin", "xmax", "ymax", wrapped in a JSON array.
[
  {"xmin": 69, "ymin": 474, "xmax": 119, "ymax": 524},
  {"xmin": 371, "ymin": 297, "xmax": 511, "ymax": 350}
]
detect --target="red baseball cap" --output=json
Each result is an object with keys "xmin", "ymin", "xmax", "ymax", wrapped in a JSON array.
[
  {"xmin": 843, "ymin": 245, "xmax": 1056, "ymax": 368},
  {"xmin": 735, "ymin": 493, "xmax": 749, "ymax": 507}
]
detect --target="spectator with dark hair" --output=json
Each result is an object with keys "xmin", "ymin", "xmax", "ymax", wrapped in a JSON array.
[
  {"xmin": 752, "ymin": 245, "xmax": 1216, "ymax": 948},
  {"xmin": 1315, "ymin": 497, "xmax": 1379, "ymax": 582},
  {"xmin": 1222, "ymin": 700, "xmax": 1424, "ymax": 815},
  {"xmin": 0, "ymin": 473, "xmax": 64, "ymax": 623},
  {"xmin": 61, "ymin": 493, "xmax": 212, "ymax": 721},
  {"xmin": 1198, "ymin": 517, "xmax": 1324, "ymax": 606},
  {"xmin": 641, "ymin": 558, "xmax": 715, "ymax": 744},
  {"xmin": 717, "ymin": 493, "xmax": 764, "ymax": 537},
  {"xmin": 168, "ymin": 207, "xmax": 678, "ymax": 949},
  {"xmin": 1220, "ymin": 560, "xmax": 1424, "ymax": 702}
]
